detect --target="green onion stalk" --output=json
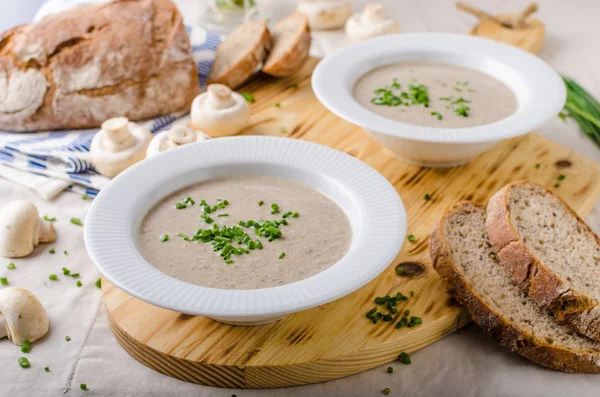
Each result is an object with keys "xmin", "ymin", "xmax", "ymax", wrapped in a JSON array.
[{"xmin": 561, "ymin": 76, "xmax": 600, "ymax": 147}]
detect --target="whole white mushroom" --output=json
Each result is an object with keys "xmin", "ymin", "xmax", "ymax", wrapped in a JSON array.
[
  {"xmin": 146, "ymin": 125, "xmax": 209, "ymax": 157},
  {"xmin": 190, "ymin": 84, "xmax": 250, "ymax": 138},
  {"xmin": 91, "ymin": 117, "xmax": 152, "ymax": 178},
  {"xmin": 345, "ymin": 3, "xmax": 400, "ymax": 41},
  {"xmin": 0, "ymin": 287, "xmax": 49, "ymax": 346},
  {"xmin": 297, "ymin": 0, "xmax": 352, "ymax": 30},
  {"xmin": 0, "ymin": 201, "xmax": 55, "ymax": 258}
]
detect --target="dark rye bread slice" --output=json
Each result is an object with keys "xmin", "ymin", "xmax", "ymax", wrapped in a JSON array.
[
  {"xmin": 263, "ymin": 13, "xmax": 311, "ymax": 77},
  {"xmin": 487, "ymin": 181, "xmax": 600, "ymax": 341},
  {"xmin": 207, "ymin": 20, "xmax": 271, "ymax": 88},
  {"xmin": 430, "ymin": 201, "xmax": 600, "ymax": 373}
]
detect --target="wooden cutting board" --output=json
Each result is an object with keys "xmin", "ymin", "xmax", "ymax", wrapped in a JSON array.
[{"xmin": 102, "ymin": 57, "xmax": 600, "ymax": 388}]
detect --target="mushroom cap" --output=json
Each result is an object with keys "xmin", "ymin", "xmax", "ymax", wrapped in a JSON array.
[
  {"xmin": 190, "ymin": 86, "xmax": 250, "ymax": 137},
  {"xmin": 345, "ymin": 2, "xmax": 400, "ymax": 41},
  {"xmin": 297, "ymin": 0, "xmax": 352, "ymax": 30},
  {"xmin": 0, "ymin": 287, "xmax": 49, "ymax": 345},
  {"xmin": 0, "ymin": 200, "xmax": 55, "ymax": 258},
  {"xmin": 146, "ymin": 127, "xmax": 209, "ymax": 158}
]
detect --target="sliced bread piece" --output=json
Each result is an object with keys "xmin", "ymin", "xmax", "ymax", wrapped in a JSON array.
[
  {"xmin": 263, "ymin": 13, "xmax": 311, "ymax": 77},
  {"xmin": 430, "ymin": 201, "xmax": 600, "ymax": 373},
  {"xmin": 208, "ymin": 20, "xmax": 271, "ymax": 88},
  {"xmin": 487, "ymin": 181, "xmax": 600, "ymax": 341}
]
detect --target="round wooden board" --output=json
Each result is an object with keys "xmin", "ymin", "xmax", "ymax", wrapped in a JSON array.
[
  {"xmin": 102, "ymin": 58, "xmax": 600, "ymax": 388},
  {"xmin": 470, "ymin": 16, "xmax": 545, "ymax": 54}
]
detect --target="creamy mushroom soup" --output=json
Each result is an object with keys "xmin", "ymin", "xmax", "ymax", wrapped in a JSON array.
[
  {"xmin": 353, "ymin": 61, "xmax": 518, "ymax": 128},
  {"xmin": 139, "ymin": 175, "xmax": 352, "ymax": 290}
]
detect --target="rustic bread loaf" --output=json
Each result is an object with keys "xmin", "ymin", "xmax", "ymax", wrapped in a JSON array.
[
  {"xmin": 430, "ymin": 201, "xmax": 600, "ymax": 373},
  {"xmin": 487, "ymin": 181, "xmax": 600, "ymax": 341},
  {"xmin": 263, "ymin": 13, "xmax": 311, "ymax": 77},
  {"xmin": 207, "ymin": 20, "xmax": 271, "ymax": 88},
  {"xmin": 0, "ymin": 0, "xmax": 199, "ymax": 132}
]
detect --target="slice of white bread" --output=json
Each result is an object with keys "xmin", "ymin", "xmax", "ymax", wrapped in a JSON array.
[
  {"xmin": 487, "ymin": 181, "xmax": 600, "ymax": 341},
  {"xmin": 208, "ymin": 20, "xmax": 271, "ymax": 88},
  {"xmin": 263, "ymin": 13, "xmax": 311, "ymax": 77},
  {"xmin": 430, "ymin": 201, "xmax": 600, "ymax": 373}
]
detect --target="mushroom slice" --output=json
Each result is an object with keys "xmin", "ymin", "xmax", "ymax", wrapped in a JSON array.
[
  {"xmin": 345, "ymin": 3, "xmax": 400, "ymax": 41},
  {"xmin": 0, "ymin": 287, "xmax": 49, "ymax": 345},
  {"xmin": 0, "ymin": 201, "xmax": 55, "ymax": 258},
  {"xmin": 297, "ymin": 0, "xmax": 352, "ymax": 30},
  {"xmin": 146, "ymin": 125, "xmax": 209, "ymax": 158},
  {"xmin": 91, "ymin": 117, "xmax": 152, "ymax": 178},
  {"xmin": 190, "ymin": 84, "xmax": 250, "ymax": 138}
]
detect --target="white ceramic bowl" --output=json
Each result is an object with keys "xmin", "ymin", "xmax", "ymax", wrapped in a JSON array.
[
  {"xmin": 312, "ymin": 33, "xmax": 566, "ymax": 167},
  {"xmin": 85, "ymin": 136, "xmax": 406, "ymax": 325}
]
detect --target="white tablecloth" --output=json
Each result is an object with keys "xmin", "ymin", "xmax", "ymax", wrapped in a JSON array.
[{"xmin": 2, "ymin": 1, "xmax": 600, "ymax": 396}]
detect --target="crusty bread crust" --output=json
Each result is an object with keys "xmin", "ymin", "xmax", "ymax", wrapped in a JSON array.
[
  {"xmin": 431, "ymin": 201, "xmax": 600, "ymax": 373},
  {"xmin": 207, "ymin": 21, "xmax": 271, "ymax": 88},
  {"xmin": 0, "ymin": 0, "xmax": 199, "ymax": 132},
  {"xmin": 263, "ymin": 13, "xmax": 311, "ymax": 77},
  {"xmin": 486, "ymin": 181, "xmax": 600, "ymax": 341}
]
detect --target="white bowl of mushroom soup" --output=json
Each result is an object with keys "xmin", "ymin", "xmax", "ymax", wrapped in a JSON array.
[
  {"xmin": 312, "ymin": 33, "xmax": 566, "ymax": 167},
  {"xmin": 85, "ymin": 136, "xmax": 406, "ymax": 325}
]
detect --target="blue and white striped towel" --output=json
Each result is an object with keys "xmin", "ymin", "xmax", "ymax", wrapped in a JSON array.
[{"xmin": 0, "ymin": 0, "xmax": 220, "ymax": 199}]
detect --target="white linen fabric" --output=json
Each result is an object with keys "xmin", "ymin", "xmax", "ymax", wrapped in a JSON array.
[{"xmin": 1, "ymin": 1, "xmax": 600, "ymax": 396}]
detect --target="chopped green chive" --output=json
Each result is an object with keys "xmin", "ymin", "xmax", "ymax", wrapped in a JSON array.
[
  {"xmin": 49, "ymin": 274, "xmax": 58, "ymax": 281},
  {"xmin": 225, "ymin": 259, "xmax": 234, "ymax": 264},
  {"xmin": 62, "ymin": 267, "xmax": 70, "ymax": 276},
  {"xmin": 71, "ymin": 273, "xmax": 80, "ymax": 278},
  {"xmin": 65, "ymin": 336, "xmax": 71, "ymax": 342},
  {"xmin": 258, "ymin": 200, "xmax": 264, "ymax": 206},
  {"xmin": 81, "ymin": 194, "xmax": 88, "ymax": 200},
  {"xmin": 64, "ymin": 250, "xmax": 68, "ymax": 255},
  {"xmin": 382, "ymin": 388, "xmax": 391, "ymax": 395},
  {"xmin": 44, "ymin": 366, "xmax": 50, "ymax": 372},
  {"xmin": 18, "ymin": 357, "xmax": 30, "ymax": 368},
  {"xmin": 43, "ymin": 216, "xmax": 56, "ymax": 222},
  {"xmin": 21, "ymin": 340, "xmax": 31, "ymax": 353},
  {"xmin": 424, "ymin": 193, "xmax": 431, "ymax": 201},
  {"xmin": 217, "ymin": 213, "xmax": 229, "ymax": 217},
  {"xmin": 386, "ymin": 367, "xmax": 393, "ymax": 373},
  {"xmin": 535, "ymin": 163, "xmax": 541, "ymax": 168},
  {"xmin": 396, "ymin": 267, "xmax": 405, "ymax": 275},
  {"xmin": 407, "ymin": 234, "xmax": 416, "ymax": 243},
  {"xmin": 399, "ymin": 352, "xmax": 411, "ymax": 365},
  {"xmin": 80, "ymin": 383, "xmax": 87, "ymax": 390},
  {"xmin": 454, "ymin": 104, "xmax": 470, "ymax": 117},
  {"xmin": 274, "ymin": 103, "xmax": 281, "ymax": 108},
  {"xmin": 160, "ymin": 233, "xmax": 169, "ymax": 242},
  {"xmin": 76, "ymin": 280, "xmax": 82, "ymax": 288},
  {"xmin": 95, "ymin": 278, "xmax": 102, "ymax": 289},
  {"xmin": 554, "ymin": 182, "xmax": 560, "ymax": 188},
  {"xmin": 70, "ymin": 218, "xmax": 82, "ymax": 226},
  {"xmin": 279, "ymin": 252, "xmax": 286, "ymax": 259},
  {"xmin": 175, "ymin": 202, "xmax": 186, "ymax": 209},
  {"xmin": 7, "ymin": 262, "xmax": 15, "ymax": 270},
  {"xmin": 271, "ymin": 203, "xmax": 280, "ymax": 214},
  {"xmin": 430, "ymin": 111, "xmax": 443, "ymax": 120},
  {"xmin": 0, "ymin": 277, "xmax": 8, "ymax": 285},
  {"xmin": 49, "ymin": 248, "xmax": 55, "ymax": 254},
  {"xmin": 241, "ymin": 92, "xmax": 255, "ymax": 103},
  {"xmin": 558, "ymin": 174, "xmax": 566, "ymax": 180}
]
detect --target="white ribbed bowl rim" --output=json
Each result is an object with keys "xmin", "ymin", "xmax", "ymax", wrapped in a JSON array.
[
  {"xmin": 84, "ymin": 136, "xmax": 406, "ymax": 318},
  {"xmin": 312, "ymin": 33, "xmax": 566, "ymax": 144}
]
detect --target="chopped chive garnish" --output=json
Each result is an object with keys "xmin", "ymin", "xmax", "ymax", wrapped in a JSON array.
[
  {"xmin": 44, "ymin": 367, "xmax": 50, "ymax": 372},
  {"xmin": 70, "ymin": 218, "xmax": 82, "ymax": 226},
  {"xmin": 71, "ymin": 273, "xmax": 80, "ymax": 278},
  {"xmin": 21, "ymin": 340, "xmax": 31, "ymax": 353},
  {"xmin": 49, "ymin": 274, "xmax": 58, "ymax": 281},
  {"xmin": 18, "ymin": 357, "xmax": 30, "ymax": 368},
  {"xmin": 454, "ymin": 104, "xmax": 470, "ymax": 117},
  {"xmin": 399, "ymin": 352, "xmax": 411, "ymax": 365},
  {"xmin": 76, "ymin": 280, "xmax": 82, "ymax": 288},
  {"xmin": 81, "ymin": 194, "xmax": 88, "ymax": 200},
  {"xmin": 274, "ymin": 103, "xmax": 281, "ymax": 108},
  {"xmin": 383, "ymin": 388, "xmax": 391, "ymax": 395},
  {"xmin": 7, "ymin": 262, "xmax": 15, "ymax": 270},
  {"xmin": 258, "ymin": 200, "xmax": 264, "ymax": 206},
  {"xmin": 65, "ymin": 336, "xmax": 71, "ymax": 342},
  {"xmin": 424, "ymin": 193, "xmax": 431, "ymax": 201},
  {"xmin": 160, "ymin": 233, "xmax": 169, "ymax": 242},
  {"xmin": 555, "ymin": 182, "xmax": 560, "ymax": 188},
  {"xmin": 43, "ymin": 216, "xmax": 56, "ymax": 222},
  {"xmin": 241, "ymin": 92, "xmax": 255, "ymax": 103},
  {"xmin": 64, "ymin": 250, "xmax": 68, "ymax": 255},
  {"xmin": 0, "ymin": 277, "xmax": 8, "ymax": 285},
  {"xmin": 279, "ymin": 252, "xmax": 286, "ymax": 259},
  {"xmin": 80, "ymin": 383, "xmax": 87, "ymax": 390},
  {"xmin": 217, "ymin": 213, "xmax": 229, "ymax": 217},
  {"xmin": 558, "ymin": 174, "xmax": 566, "ymax": 180},
  {"xmin": 62, "ymin": 267, "xmax": 70, "ymax": 276},
  {"xmin": 225, "ymin": 259, "xmax": 234, "ymax": 264},
  {"xmin": 407, "ymin": 234, "xmax": 416, "ymax": 243},
  {"xmin": 535, "ymin": 163, "xmax": 541, "ymax": 168},
  {"xmin": 396, "ymin": 267, "xmax": 405, "ymax": 275},
  {"xmin": 430, "ymin": 111, "xmax": 443, "ymax": 120},
  {"xmin": 271, "ymin": 203, "xmax": 280, "ymax": 214},
  {"xmin": 175, "ymin": 202, "xmax": 186, "ymax": 209},
  {"xmin": 95, "ymin": 278, "xmax": 102, "ymax": 289},
  {"xmin": 49, "ymin": 248, "xmax": 55, "ymax": 254},
  {"xmin": 387, "ymin": 367, "xmax": 393, "ymax": 374}
]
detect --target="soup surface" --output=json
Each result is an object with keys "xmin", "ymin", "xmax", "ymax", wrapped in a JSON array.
[
  {"xmin": 353, "ymin": 61, "xmax": 518, "ymax": 128},
  {"xmin": 139, "ymin": 175, "xmax": 352, "ymax": 290}
]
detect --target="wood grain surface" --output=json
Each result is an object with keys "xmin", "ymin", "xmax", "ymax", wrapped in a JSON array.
[
  {"xmin": 469, "ymin": 15, "xmax": 545, "ymax": 54},
  {"xmin": 102, "ymin": 58, "xmax": 600, "ymax": 388}
]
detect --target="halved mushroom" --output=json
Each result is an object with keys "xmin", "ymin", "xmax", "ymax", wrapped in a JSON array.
[
  {"xmin": 345, "ymin": 3, "xmax": 400, "ymax": 41},
  {"xmin": 0, "ymin": 201, "xmax": 55, "ymax": 258},
  {"xmin": 0, "ymin": 287, "xmax": 49, "ymax": 346},
  {"xmin": 190, "ymin": 84, "xmax": 250, "ymax": 137},
  {"xmin": 146, "ymin": 125, "xmax": 209, "ymax": 157},
  {"xmin": 91, "ymin": 117, "xmax": 152, "ymax": 178},
  {"xmin": 297, "ymin": 0, "xmax": 352, "ymax": 30}
]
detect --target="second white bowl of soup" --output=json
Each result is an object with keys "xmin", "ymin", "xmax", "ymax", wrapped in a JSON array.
[{"xmin": 313, "ymin": 33, "xmax": 565, "ymax": 167}]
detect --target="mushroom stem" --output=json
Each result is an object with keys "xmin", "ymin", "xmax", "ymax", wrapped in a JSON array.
[
  {"xmin": 360, "ymin": 3, "xmax": 385, "ymax": 24},
  {"xmin": 168, "ymin": 126, "xmax": 196, "ymax": 145},
  {"xmin": 101, "ymin": 117, "xmax": 136, "ymax": 152},
  {"xmin": 0, "ymin": 315, "xmax": 7, "ymax": 339},
  {"xmin": 206, "ymin": 84, "xmax": 236, "ymax": 110},
  {"xmin": 38, "ymin": 220, "xmax": 55, "ymax": 244}
]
